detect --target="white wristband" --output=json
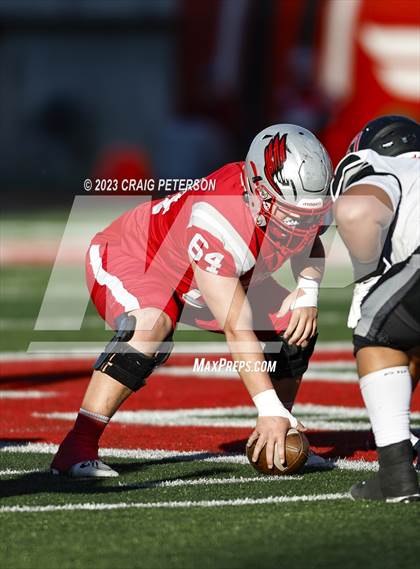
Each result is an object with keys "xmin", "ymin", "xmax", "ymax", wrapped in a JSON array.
[
  {"xmin": 252, "ymin": 389, "xmax": 298, "ymax": 427},
  {"xmin": 292, "ymin": 276, "xmax": 319, "ymax": 309}
]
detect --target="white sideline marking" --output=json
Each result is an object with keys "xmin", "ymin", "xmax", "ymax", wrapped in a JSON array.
[
  {"xmin": 0, "ymin": 441, "xmax": 248, "ymax": 462},
  {"xmin": 35, "ymin": 403, "xmax": 375, "ymax": 419},
  {"xmin": 120, "ymin": 475, "xmax": 301, "ymax": 490},
  {"xmin": 0, "ymin": 317, "xmax": 100, "ymax": 330},
  {"xmin": 0, "ymin": 470, "xmax": 299, "ymax": 483},
  {"xmin": 0, "ymin": 390, "xmax": 58, "ymax": 399},
  {"xmin": 156, "ymin": 366, "xmax": 359, "ymax": 382},
  {"xmin": 309, "ymin": 361, "xmax": 355, "ymax": 368},
  {"xmin": 2, "ymin": 342, "xmax": 353, "ymax": 360},
  {"xmin": 334, "ymin": 459, "xmax": 378, "ymax": 472},
  {"xmin": 32, "ymin": 405, "xmax": 420, "ymax": 430},
  {"xmin": 0, "ymin": 468, "xmax": 42, "ymax": 476},
  {"xmin": 0, "ymin": 351, "xmax": 98, "ymax": 362},
  {"xmin": 0, "ymin": 442, "xmax": 380, "ymax": 471},
  {"xmin": 0, "ymin": 493, "xmax": 350, "ymax": 513}
]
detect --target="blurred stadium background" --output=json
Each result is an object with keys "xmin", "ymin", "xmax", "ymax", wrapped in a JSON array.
[
  {"xmin": 1, "ymin": 0, "xmax": 418, "ymax": 353},
  {"xmin": 0, "ymin": 3, "xmax": 419, "ymax": 569}
]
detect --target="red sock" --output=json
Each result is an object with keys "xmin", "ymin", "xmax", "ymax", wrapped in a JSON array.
[{"xmin": 51, "ymin": 409, "xmax": 109, "ymax": 472}]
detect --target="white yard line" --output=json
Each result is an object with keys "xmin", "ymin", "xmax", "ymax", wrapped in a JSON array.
[
  {"xmin": 0, "ymin": 442, "xmax": 380, "ymax": 471},
  {"xmin": 32, "ymin": 405, "xmax": 420, "ymax": 428},
  {"xmin": 307, "ymin": 361, "xmax": 355, "ymax": 369},
  {"xmin": 34, "ymin": 403, "xmax": 367, "ymax": 421},
  {"xmin": 1, "ymin": 342, "xmax": 353, "ymax": 361},
  {"xmin": 0, "ymin": 317, "xmax": 101, "ymax": 330},
  {"xmin": 34, "ymin": 415, "xmax": 379, "ymax": 430},
  {"xmin": 334, "ymin": 459, "xmax": 378, "ymax": 472},
  {"xmin": 119, "ymin": 475, "xmax": 301, "ymax": 489},
  {"xmin": 0, "ymin": 493, "xmax": 350, "ymax": 513},
  {"xmin": 0, "ymin": 390, "xmax": 58, "ymax": 399},
  {"xmin": 0, "ymin": 352, "xmax": 97, "ymax": 362},
  {"xmin": 0, "ymin": 468, "xmax": 42, "ymax": 476},
  {"xmin": 155, "ymin": 366, "xmax": 358, "ymax": 382},
  {"xmin": 0, "ymin": 470, "xmax": 299, "ymax": 483}
]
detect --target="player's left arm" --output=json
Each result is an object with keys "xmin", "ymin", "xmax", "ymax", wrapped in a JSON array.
[
  {"xmin": 279, "ymin": 235, "xmax": 325, "ymax": 346},
  {"xmin": 333, "ymin": 183, "xmax": 394, "ymax": 264}
]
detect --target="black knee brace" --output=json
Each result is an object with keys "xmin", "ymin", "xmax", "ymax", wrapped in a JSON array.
[
  {"xmin": 93, "ymin": 314, "xmax": 173, "ymax": 391},
  {"xmin": 264, "ymin": 333, "xmax": 318, "ymax": 380}
]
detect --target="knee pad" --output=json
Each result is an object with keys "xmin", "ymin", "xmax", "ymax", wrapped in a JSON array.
[
  {"xmin": 93, "ymin": 314, "xmax": 173, "ymax": 391},
  {"xmin": 264, "ymin": 333, "xmax": 318, "ymax": 380}
]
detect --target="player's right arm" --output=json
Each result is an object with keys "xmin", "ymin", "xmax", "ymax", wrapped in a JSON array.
[
  {"xmin": 192, "ymin": 261, "xmax": 304, "ymax": 469},
  {"xmin": 333, "ymin": 183, "xmax": 394, "ymax": 268},
  {"xmin": 331, "ymin": 151, "xmax": 398, "ymax": 279},
  {"xmin": 331, "ymin": 154, "xmax": 399, "ymax": 328}
]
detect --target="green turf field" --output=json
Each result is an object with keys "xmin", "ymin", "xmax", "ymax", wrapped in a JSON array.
[
  {"xmin": 0, "ymin": 209, "xmax": 353, "ymax": 352},
  {"xmin": 1, "ymin": 452, "xmax": 419, "ymax": 569},
  {"xmin": 3, "ymin": 212, "xmax": 418, "ymax": 569},
  {"xmin": 0, "ymin": 264, "xmax": 352, "ymax": 353}
]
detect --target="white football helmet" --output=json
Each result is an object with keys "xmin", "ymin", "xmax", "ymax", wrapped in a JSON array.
[{"xmin": 244, "ymin": 124, "xmax": 332, "ymax": 249}]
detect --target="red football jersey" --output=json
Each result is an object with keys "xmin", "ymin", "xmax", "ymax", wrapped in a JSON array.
[{"xmin": 93, "ymin": 162, "xmax": 321, "ymax": 305}]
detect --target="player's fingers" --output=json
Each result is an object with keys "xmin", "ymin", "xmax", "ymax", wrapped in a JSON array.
[
  {"xmin": 265, "ymin": 438, "xmax": 275, "ymax": 469},
  {"xmin": 297, "ymin": 317, "xmax": 316, "ymax": 346},
  {"xmin": 252, "ymin": 437, "xmax": 266, "ymax": 463},
  {"xmin": 246, "ymin": 430, "xmax": 259, "ymax": 448},
  {"xmin": 276, "ymin": 437, "xmax": 286, "ymax": 465},
  {"xmin": 283, "ymin": 311, "xmax": 299, "ymax": 340},
  {"xmin": 287, "ymin": 317, "xmax": 306, "ymax": 345},
  {"xmin": 296, "ymin": 320, "xmax": 313, "ymax": 346}
]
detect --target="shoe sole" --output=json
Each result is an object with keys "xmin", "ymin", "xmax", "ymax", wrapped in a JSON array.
[
  {"xmin": 350, "ymin": 491, "xmax": 420, "ymax": 503},
  {"xmin": 385, "ymin": 494, "xmax": 420, "ymax": 503},
  {"xmin": 50, "ymin": 465, "xmax": 119, "ymax": 479}
]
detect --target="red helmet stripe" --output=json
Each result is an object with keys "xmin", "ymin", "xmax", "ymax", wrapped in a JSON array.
[
  {"xmin": 250, "ymin": 160, "xmax": 258, "ymax": 178},
  {"xmin": 264, "ymin": 133, "xmax": 287, "ymax": 197}
]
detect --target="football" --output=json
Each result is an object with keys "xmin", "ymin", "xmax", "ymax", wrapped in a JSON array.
[{"xmin": 246, "ymin": 428, "xmax": 310, "ymax": 475}]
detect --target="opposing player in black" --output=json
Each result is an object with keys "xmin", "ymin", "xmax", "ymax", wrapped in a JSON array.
[{"xmin": 331, "ymin": 115, "xmax": 420, "ymax": 502}]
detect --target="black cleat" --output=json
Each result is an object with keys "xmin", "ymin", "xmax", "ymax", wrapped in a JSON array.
[
  {"xmin": 350, "ymin": 477, "xmax": 384, "ymax": 501},
  {"xmin": 350, "ymin": 440, "xmax": 420, "ymax": 502}
]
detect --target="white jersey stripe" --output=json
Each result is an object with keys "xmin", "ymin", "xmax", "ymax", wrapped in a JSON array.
[
  {"xmin": 89, "ymin": 244, "xmax": 140, "ymax": 312},
  {"xmin": 188, "ymin": 202, "xmax": 256, "ymax": 274}
]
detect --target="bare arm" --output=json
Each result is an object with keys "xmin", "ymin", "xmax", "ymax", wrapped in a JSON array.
[
  {"xmin": 333, "ymin": 183, "xmax": 394, "ymax": 264},
  {"xmin": 279, "ymin": 235, "xmax": 325, "ymax": 345},
  {"xmin": 192, "ymin": 262, "xmax": 304, "ymax": 467},
  {"xmin": 290, "ymin": 234, "xmax": 325, "ymax": 282},
  {"xmin": 191, "ymin": 262, "xmax": 272, "ymax": 397}
]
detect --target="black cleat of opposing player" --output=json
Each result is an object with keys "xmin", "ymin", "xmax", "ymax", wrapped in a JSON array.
[{"xmin": 350, "ymin": 439, "xmax": 420, "ymax": 503}]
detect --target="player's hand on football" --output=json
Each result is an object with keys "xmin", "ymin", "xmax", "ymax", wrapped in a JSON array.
[{"xmin": 246, "ymin": 416, "xmax": 306, "ymax": 469}]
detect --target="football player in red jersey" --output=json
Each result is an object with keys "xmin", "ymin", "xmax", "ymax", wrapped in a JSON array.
[{"xmin": 51, "ymin": 124, "xmax": 332, "ymax": 478}]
